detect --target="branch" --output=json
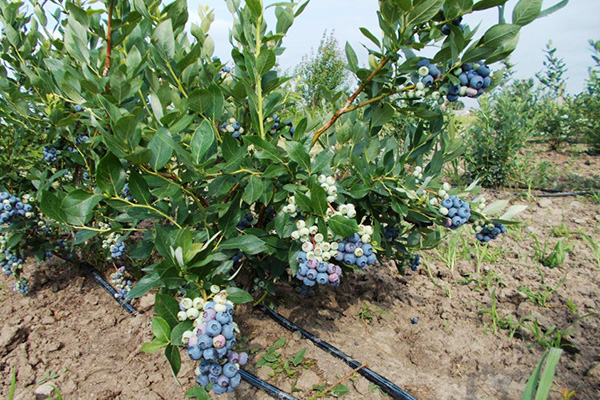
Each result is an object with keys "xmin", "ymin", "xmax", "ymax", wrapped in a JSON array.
[
  {"xmin": 103, "ymin": 0, "xmax": 114, "ymax": 77},
  {"xmin": 311, "ymin": 57, "xmax": 389, "ymax": 147}
]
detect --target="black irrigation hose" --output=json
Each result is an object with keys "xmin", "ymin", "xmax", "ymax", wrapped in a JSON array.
[
  {"xmin": 259, "ymin": 305, "xmax": 419, "ymax": 400},
  {"xmin": 80, "ymin": 262, "xmax": 139, "ymax": 316},
  {"xmin": 239, "ymin": 370, "xmax": 300, "ymax": 400},
  {"xmin": 81, "ymin": 263, "xmax": 298, "ymax": 400}
]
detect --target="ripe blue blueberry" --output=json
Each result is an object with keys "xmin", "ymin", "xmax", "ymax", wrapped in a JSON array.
[{"xmin": 206, "ymin": 320, "xmax": 222, "ymax": 337}]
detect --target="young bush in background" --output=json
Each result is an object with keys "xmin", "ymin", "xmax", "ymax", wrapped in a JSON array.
[
  {"xmin": 463, "ymin": 75, "xmax": 538, "ymax": 187},
  {"xmin": 572, "ymin": 40, "xmax": 600, "ymax": 154}
]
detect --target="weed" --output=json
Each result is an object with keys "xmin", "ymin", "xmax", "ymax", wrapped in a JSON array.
[
  {"xmin": 458, "ymin": 268, "xmax": 505, "ymax": 293},
  {"xmin": 522, "ymin": 347, "xmax": 563, "ymax": 400},
  {"xmin": 518, "ymin": 270, "xmax": 567, "ymax": 307},
  {"xmin": 8, "ymin": 367, "xmax": 16, "ymax": 400},
  {"xmin": 550, "ymin": 223, "xmax": 571, "ymax": 238},
  {"xmin": 561, "ymin": 388, "xmax": 576, "ymax": 399},
  {"xmin": 37, "ymin": 370, "xmax": 59, "ymax": 385},
  {"xmin": 477, "ymin": 287, "xmax": 517, "ymax": 336},
  {"xmin": 530, "ymin": 233, "xmax": 571, "ymax": 268},
  {"xmin": 256, "ymin": 338, "xmax": 311, "ymax": 380},
  {"xmin": 473, "ymin": 241, "xmax": 505, "ymax": 273},
  {"xmin": 579, "ymin": 231, "xmax": 600, "ymax": 269},
  {"xmin": 565, "ymin": 299, "xmax": 578, "ymax": 314},
  {"xmin": 433, "ymin": 232, "xmax": 469, "ymax": 270},
  {"xmin": 354, "ymin": 302, "xmax": 388, "ymax": 325}
]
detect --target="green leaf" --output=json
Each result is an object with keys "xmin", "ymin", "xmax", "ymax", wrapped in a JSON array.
[
  {"xmin": 190, "ymin": 120, "xmax": 215, "ymax": 164},
  {"xmin": 480, "ymin": 24, "xmax": 521, "ymax": 51},
  {"xmin": 128, "ymin": 170, "xmax": 151, "ymax": 205},
  {"xmin": 311, "ymin": 151, "xmax": 333, "ymax": 174},
  {"xmin": 538, "ymin": 0, "xmax": 568, "ymax": 19},
  {"xmin": 328, "ymin": 215, "xmax": 358, "ymax": 237},
  {"xmin": 499, "ymin": 205, "xmax": 527, "ymax": 221},
  {"xmin": 243, "ymin": 176, "xmax": 264, "ymax": 205},
  {"xmin": 226, "ymin": 287, "xmax": 254, "ymax": 304},
  {"xmin": 185, "ymin": 386, "xmax": 211, "ymax": 400},
  {"xmin": 274, "ymin": 337, "xmax": 286, "ymax": 349},
  {"xmin": 153, "ymin": 20, "xmax": 175, "ymax": 58},
  {"xmin": 165, "ymin": 345, "xmax": 181, "ymax": 377},
  {"xmin": 64, "ymin": 16, "xmax": 89, "ymax": 64},
  {"xmin": 359, "ymin": 27, "xmax": 380, "ymax": 47},
  {"xmin": 286, "ymin": 141, "xmax": 311, "ymax": 172},
  {"xmin": 244, "ymin": 136, "xmax": 283, "ymax": 162},
  {"xmin": 309, "ymin": 180, "xmax": 327, "ymax": 216},
  {"xmin": 126, "ymin": 273, "xmax": 162, "ymax": 299},
  {"xmin": 149, "ymin": 129, "xmax": 174, "ymax": 170},
  {"xmin": 96, "ymin": 152, "xmax": 126, "ymax": 196},
  {"xmin": 290, "ymin": 348, "xmax": 306, "ymax": 366},
  {"xmin": 141, "ymin": 337, "xmax": 169, "ymax": 354},
  {"xmin": 39, "ymin": 191, "xmax": 67, "ymax": 224},
  {"xmin": 294, "ymin": 190, "xmax": 312, "ymax": 213},
  {"xmin": 61, "ymin": 190, "xmax": 103, "ymax": 226},
  {"xmin": 473, "ymin": 0, "xmax": 508, "ymax": 11},
  {"xmin": 188, "ymin": 85, "xmax": 224, "ymax": 121},
  {"xmin": 256, "ymin": 49, "xmax": 276, "ymax": 75},
  {"xmin": 155, "ymin": 293, "xmax": 180, "ymax": 328},
  {"xmin": 345, "ymin": 42, "xmax": 359, "ymax": 72},
  {"xmin": 534, "ymin": 348, "xmax": 563, "ymax": 400},
  {"xmin": 220, "ymin": 235, "xmax": 268, "ymax": 255},
  {"xmin": 151, "ymin": 317, "xmax": 172, "ymax": 341},
  {"xmin": 171, "ymin": 320, "xmax": 194, "ymax": 346},
  {"xmin": 330, "ymin": 384, "xmax": 350, "ymax": 397},
  {"xmin": 407, "ymin": 0, "xmax": 444, "ymax": 26},
  {"xmin": 482, "ymin": 199, "xmax": 509, "ymax": 216},
  {"xmin": 512, "ymin": 0, "xmax": 542, "ymax": 26},
  {"xmin": 73, "ymin": 229, "xmax": 99, "ymax": 245}
]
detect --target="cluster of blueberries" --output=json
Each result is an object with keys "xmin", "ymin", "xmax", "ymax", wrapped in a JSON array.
[
  {"xmin": 267, "ymin": 114, "xmax": 294, "ymax": 136},
  {"xmin": 476, "ymin": 222, "xmax": 507, "ymax": 244},
  {"xmin": 236, "ymin": 213, "xmax": 254, "ymax": 230},
  {"xmin": 110, "ymin": 266, "xmax": 133, "ymax": 301},
  {"xmin": 409, "ymin": 254, "xmax": 420, "ymax": 271},
  {"xmin": 441, "ymin": 15, "xmax": 464, "ymax": 35},
  {"xmin": 441, "ymin": 195, "xmax": 471, "ymax": 230},
  {"xmin": 335, "ymin": 233, "xmax": 376, "ymax": 270},
  {"xmin": 1, "ymin": 251, "xmax": 24, "ymax": 276},
  {"xmin": 417, "ymin": 59, "xmax": 442, "ymax": 87},
  {"xmin": 121, "ymin": 184, "xmax": 133, "ymax": 201},
  {"xmin": 67, "ymin": 135, "xmax": 89, "ymax": 152},
  {"xmin": 383, "ymin": 225, "xmax": 400, "ymax": 241},
  {"xmin": 181, "ymin": 299, "xmax": 248, "ymax": 395},
  {"xmin": 42, "ymin": 146, "xmax": 58, "ymax": 162},
  {"xmin": 446, "ymin": 62, "xmax": 492, "ymax": 102},
  {"xmin": 13, "ymin": 277, "xmax": 30, "ymax": 294},
  {"xmin": 110, "ymin": 241, "xmax": 126, "ymax": 259},
  {"xmin": 219, "ymin": 118, "xmax": 245, "ymax": 139},
  {"xmin": 0, "ymin": 192, "xmax": 34, "ymax": 224},
  {"xmin": 295, "ymin": 253, "xmax": 342, "ymax": 287}
]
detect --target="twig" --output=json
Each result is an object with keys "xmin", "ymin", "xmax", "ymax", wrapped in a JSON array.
[
  {"xmin": 311, "ymin": 58, "xmax": 389, "ymax": 146},
  {"xmin": 103, "ymin": 0, "xmax": 114, "ymax": 77},
  {"xmin": 322, "ymin": 363, "xmax": 368, "ymax": 396}
]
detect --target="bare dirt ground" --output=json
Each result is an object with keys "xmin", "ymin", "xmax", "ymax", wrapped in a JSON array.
[{"xmin": 1, "ymin": 150, "xmax": 599, "ymax": 400}]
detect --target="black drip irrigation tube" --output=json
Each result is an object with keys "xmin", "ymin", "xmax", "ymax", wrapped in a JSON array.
[
  {"xmin": 239, "ymin": 370, "xmax": 299, "ymax": 400},
  {"xmin": 80, "ymin": 262, "xmax": 138, "ymax": 316},
  {"xmin": 259, "ymin": 305, "xmax": 419, "ymax": 400},
  {"xmin": 79, "ymin": 262, "xmax": 298, "ymax": 400}
]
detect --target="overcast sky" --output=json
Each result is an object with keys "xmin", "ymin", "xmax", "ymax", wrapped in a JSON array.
[{"xmin": 188, "ymin": 0, "xmax": 600, "ymax": 94}]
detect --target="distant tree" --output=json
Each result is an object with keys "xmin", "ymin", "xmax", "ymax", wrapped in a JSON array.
[
  {"xmin": 536, "ymin": 40, "xmax": 567, "ymax": 102},
  {"xmin": 294, "ymin": 31, "xmax": 350, "ymax": 108}
]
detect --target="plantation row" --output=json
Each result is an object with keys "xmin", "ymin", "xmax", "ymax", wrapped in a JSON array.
[{"xmin": 0, "ymin": 0, "xmax": 575, "ymax": 398}]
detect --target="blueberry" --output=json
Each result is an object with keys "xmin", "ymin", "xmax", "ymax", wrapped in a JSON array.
[
  {"xmin": 447, "ymin": 207, "xmax": 457, "ymax": 217},
  {"xmin": 316, "ymin": 273, "xmax": 329, "ymax": 285},
  {"xmin": 303, "ymin": 277, "xmax": 315, "ymax": 287},
  {"xmin": 458, "ymin": 73, "xmax": 469, "ymax": 86},
  {"xmin": 343, "ymin": 253, "xmax": 356, "ymax": 265},
  {"xmin": 196, "ymin": 373, "xmax": 210, "ymax": 386},
  {"xmin": 469, "ymin": 75, "xmax": 484, "ymax": 89},
  {"xmin": 476, "ymin": 65, "xmax": 490, "ymax": 77},
  {"xmin": 216, "ymin": 311, "xmax": 231, "ymax": 325},
  {"xmin": 362, "ymin": 244, "xmax": 373, "ymax": 256},
  {"xmin": 297, "ymin": 251, "xmax": 307, "ymax": 263},
  {"xmin": 442, "ymin": 198, "xmax": 453, "ymax": 208},
  {"xmin": 367, "ymin": 254, "xmax": 376, "ymax": 265},
  {"xmin": 417, "ymin": 58, "xmax": 430, "ymax": 68},
  {"xmin": 223, "ymin": 362, "xmax": 238, "ymax": 378},
  {"xmin": 187, "ymin": 345, "xmax": 202, "ymax": 360},
  {"xmin": 457, "ymin": 208, "xmax": 469, "ymax": 218},
  {"xmin": 421, "ymin": 75, "xmax": 434, "ymax": 86},
  {"xmin": 206, "ymin": 320, "xmax": 222, "ymax": 337},
  {"xmin": 411, "ymin": 317, "xmax": 419, "ymax": 324},
  {"xmin": 428, "ymin": 64, "xmax": 441, "ymax": 78},
  {"xmin": 447, "ymin": 93, "xmax": 459, "ymax": 102},
  {"xmin": 203, "ymin": 348, "xmax": 218, "ymax": 360},
  {"xmin": 348, "ymin": 233, "xmax": 360, "ymax": 244}
]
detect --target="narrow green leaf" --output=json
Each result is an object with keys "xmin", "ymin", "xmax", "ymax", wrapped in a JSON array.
[
  {"xmin": 407, "ymin": 0, "xmax": 444, "ymax": 26},
  {"xmin": 534, "ymin": 348, "xmax": 563, "ymax": 400},
  {"xmin": 309, "ymin": 180, "xmax": 328, "ymax": 216},
  {"xmin": 220, "ymin": 235, "xmax": 268, "ymax": 255},
  {"xmin": 151, "ymin": 317, "xmax": 172, "ymax": 341},
  {"xmin": 345, "ymin": 42, "xmax": 359, "ymax": 72},
  {"xmin": 165, "ymin": 345, "xmax": 182, "ymax": 377},
  {"xmin": 128, "ymin": 170, "xmax": 151, "ymax": 205},
  {"xmin": 190, "ymin": 120, "xmax": 215, "ymax": 164},
  {"xmin": 126, "ymin": 273, "xmax": 162, "ymax": 300},
  {"xmin": 153, "ymin": 20, "xmax": 175, "ymax": 58}
]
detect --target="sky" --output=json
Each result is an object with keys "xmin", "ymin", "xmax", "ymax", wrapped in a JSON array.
[{"xmin": 189, "ymin": 0, "xmax": 600, "ymax": 94}]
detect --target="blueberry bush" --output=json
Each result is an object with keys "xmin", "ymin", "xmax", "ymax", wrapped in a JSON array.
[{"xmin": 0, "ymin": 0, "xmax": 548, "ymax": 396}]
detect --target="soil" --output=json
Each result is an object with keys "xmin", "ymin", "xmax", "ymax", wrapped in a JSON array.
[{"xmin": 1, "ymin": 153, "xmax": 599, "ymax": 400}]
